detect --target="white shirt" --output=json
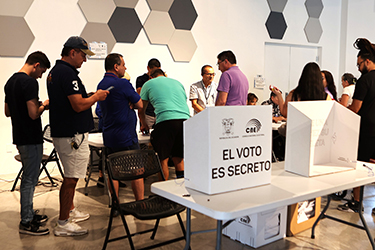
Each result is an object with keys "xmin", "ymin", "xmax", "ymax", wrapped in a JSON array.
[
  {"xmin": 342, "ymin": 84, "xmax": 355, "ymax": 106},
  {"xmin": 189, "ymin": 80, "xmax": 218, "ymax": 115}
]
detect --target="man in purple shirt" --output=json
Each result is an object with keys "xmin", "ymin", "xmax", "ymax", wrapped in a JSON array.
[{"xmin": 215, "ymin": 50, "xmax": 249, "ymax": 106}]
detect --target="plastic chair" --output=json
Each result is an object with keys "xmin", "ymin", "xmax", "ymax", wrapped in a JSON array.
[
  {"xmin": 102, "ymin": 149, "xmax": 187, "ymax": 250},
  {"xmin": 11, "ymin": 124, "xmax": 64, "ymax": 191}
]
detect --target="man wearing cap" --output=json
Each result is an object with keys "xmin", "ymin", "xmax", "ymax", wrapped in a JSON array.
[{"xmin": 47, "ymin": 36, "xmax": 108, "ymax": 236}]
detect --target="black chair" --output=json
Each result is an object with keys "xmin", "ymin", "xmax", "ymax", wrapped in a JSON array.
[
  {"xmin": 103, "ymin": 149, "xmax": 187, "ymax": 250},
  {"xmin": 11, "ymin": 124, "xmax": 64, "ymax": 191},
  {"xmin": 41, "ymin": 124, "xmax": 64, "ymax": 178}
]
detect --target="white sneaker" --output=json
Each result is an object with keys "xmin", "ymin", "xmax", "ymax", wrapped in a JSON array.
[
  {"xmin": 70, "ymin": 208, "xmax": 90, "ymax": 223},
  {"xmin": 54, "ymin": 221, "xmax": 88, "ymax": 236}
]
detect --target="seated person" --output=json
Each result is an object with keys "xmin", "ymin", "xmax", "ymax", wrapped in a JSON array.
[
  {"xmin": 247, "ymin": 93, "xmax": 258, "ymax": 105},
  {"xmin": 261, "ymin": 91, "xmax": 286, "ymax": 122}
]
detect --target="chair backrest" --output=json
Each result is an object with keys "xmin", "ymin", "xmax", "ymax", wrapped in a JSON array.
[
  {"xmin": 43, "ymin": 124, "xmax": 53, "ymax": 143},
  {"xmin": 107, "ymin": 149, "xmax": 165, "ymax": 182}
]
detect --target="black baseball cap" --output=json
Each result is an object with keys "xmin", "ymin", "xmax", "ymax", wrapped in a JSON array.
[{"xmin": 64, "ymin": 36, "xmax": 95, "ymax": 56}]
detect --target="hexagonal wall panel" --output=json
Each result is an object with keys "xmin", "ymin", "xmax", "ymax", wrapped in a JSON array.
[
  {"xmin": 267, "ymin": 0, "xmax": 287, "ymax": 12},
  {"xmin": 0, "ymin": 16, "xmax": 34, "ymax": 57},
  {"xmin": 147, "ymin": 0, "xmax": 174, "ymax": 11},
  {"xmin": 80, "ymin": 22, "xmax": 117, "ymax": 53},
  {"xmin": 305, "ymin": 0, "xmax": 323, "ymax": 18},
  {"xmin": 265, "ymin": 12, "xmax": 287, "ymax": 39},
  {"xmin": 114, "ymin": 0, "xmax": 139, "ymax": 8},
  {"xmin": 169, "ymin": 0, "xmax": 197, "ymax": 30},
  {"xmin": 304, "ymin": 17, "xmax": 322, "ymax": 43},
  {"xmin": 167, "ymin": 30, "xmax": 197, "ymax": 62},
  {"xmin": 108, "ymin": 7, "xmax": 143, "ymax": 43},
  {"xmin": 0, "ymin": 0, "xmax": 34, "ymax": 17},
  {"xmin": 144, "ymin": 11, "xmax": 175, "ymax": 45},
  {"xmin": 78, "ymin": 0, "xmax": 116, "ymax": 23}
]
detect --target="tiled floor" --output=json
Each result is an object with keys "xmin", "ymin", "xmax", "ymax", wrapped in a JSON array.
[{"xmin": 1, "ymin": 168, "xmax": 375, "ymax": 250}]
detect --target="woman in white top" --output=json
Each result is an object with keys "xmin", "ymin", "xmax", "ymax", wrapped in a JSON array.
[{"xmin": 339, "ymin": 73, "xmax": 357, "ymax": 107}]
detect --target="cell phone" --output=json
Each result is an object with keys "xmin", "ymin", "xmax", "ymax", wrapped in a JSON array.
[
  {"xmin": 142, "ymin": 130, "xmax": 149, "ymax": 135},
  {"xmin": 106, "ymin": 86, "xmax": 114, "ymax": 91}
]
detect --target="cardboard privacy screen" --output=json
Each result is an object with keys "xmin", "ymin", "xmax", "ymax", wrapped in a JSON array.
[
  {"xmin": 285, "ymin": 101, "xmax": 360, "ymax": 177},
  {"xmin": 184, "ymin": 105, "xmax": 272, "ymax": 195}
]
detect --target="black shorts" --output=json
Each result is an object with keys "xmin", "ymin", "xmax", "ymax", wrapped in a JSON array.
[{"xmin": 151, "ymin": 119, "xmax": 186, "ymax": 161}]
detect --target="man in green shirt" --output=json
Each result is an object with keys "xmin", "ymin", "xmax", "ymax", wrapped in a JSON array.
[{"xmin": 139, "ymin": 69, "xmax": 190, "ymax": 180}]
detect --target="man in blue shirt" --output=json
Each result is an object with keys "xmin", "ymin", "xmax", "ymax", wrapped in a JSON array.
[{"xmin": 97, "ymin": 53, "xmax": 143, "ymax": 201}]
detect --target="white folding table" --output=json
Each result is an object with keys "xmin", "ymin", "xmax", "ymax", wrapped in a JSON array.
[{"xmin": 151, "ymin": 161, "xmax": 375, "ymax": 250}]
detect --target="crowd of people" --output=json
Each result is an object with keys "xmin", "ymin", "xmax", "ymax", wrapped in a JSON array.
[{"xmin": 4, "ymin": 35, "xmax": 374, "ymax": 239}]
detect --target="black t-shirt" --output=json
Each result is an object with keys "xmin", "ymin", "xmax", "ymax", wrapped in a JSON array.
[
  {"xmin": 4, "ymin": 72, "xmax": 43, "ymax": 145},
  {"xmin": 47, "ymin": 60, "xmax": 93, "ymax": 137},
  {"xmin": 136, "ymin": 73, "xmax": 155, "ymax": 117},
  {"xmin": 353, "ymin": 70, "xmax": 375, "ymax": 136}
]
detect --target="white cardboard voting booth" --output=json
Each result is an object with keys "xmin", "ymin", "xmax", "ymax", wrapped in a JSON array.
[
  {"xmin": 285, "ymin": 101, "xmax": 360, "ymax": 177},
  {"xmin": 223, "ymin": 206, "xmax": 287, "ymax": 248},
  {"xmin": 184, "ymin": 106, "xmax": 272, "ymax": 194}
]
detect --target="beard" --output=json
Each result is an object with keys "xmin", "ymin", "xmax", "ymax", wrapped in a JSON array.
[{"xmin": 361, "ymin": 65, "xmax": 369, "ymax": 75}]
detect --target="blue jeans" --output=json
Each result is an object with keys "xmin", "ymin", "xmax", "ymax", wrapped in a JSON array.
[{"xmin": 17, "ymin": 144, "xmax": 43, "ymax": 223}]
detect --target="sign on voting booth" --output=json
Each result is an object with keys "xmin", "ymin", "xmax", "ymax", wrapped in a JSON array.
[
  {"xmin": 184, "ymin": 106, "xmax": 272, "ymax": 195},
  {"xmin": 285, "ymin": 101, "xmax": 360, "ymax": 177}
]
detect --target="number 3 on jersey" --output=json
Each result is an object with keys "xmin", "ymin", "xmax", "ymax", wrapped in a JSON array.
[{"xmin": 72, "ymin": 80, "xmax": 79, "ymax": 91}]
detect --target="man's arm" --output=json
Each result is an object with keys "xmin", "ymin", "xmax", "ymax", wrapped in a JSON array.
[
  {"xmin": 26, "ymin": 98, "xmax": 48, "ymax": 120},
  {"xmin": 215, "ymin": 91, "xmax": 228, "ymax": 106},
  {"xmin": 339, "ymin": 94, "xmax": 350, "ymax": 107},
  {"xmin": 4, "ymin": 103, "xmax": 10, "ymax": 117},
  {"xmin": 132, "ymin": 98, "xmax": 143, "ymax": 110},
  {"xmin": 348, "ymin": 99, "xmax": 362, "ymax": 113},
  {"xmin": 68, "ymin": 89, "xmax": 109, "ymax": 113},
  {"xmin": 138, "ymin": 100, "xmax": 149, "ymax": 132},
  {"xmin": 272, "ymin": 116, "xmax": 286, "ymax": 123},
  {"xmin": 136, "ymin": 87, "xmax": 142, "ymax": 95},
  {"xmin": 191, "ymin": 99, "xmax": 204, "ymax": 113}
]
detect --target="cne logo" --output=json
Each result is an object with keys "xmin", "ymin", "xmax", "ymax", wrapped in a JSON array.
[
  {"xmin": 239, "ymin": 216, "xmax": 252, "ymax": 227},
  {"xmin": 245, "ymin": 119, "xmax": 262, "ymax": 133}
]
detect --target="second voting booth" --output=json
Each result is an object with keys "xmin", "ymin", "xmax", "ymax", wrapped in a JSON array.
[
  {"xmin": 285, "ymin": 101, "xmax": 360, "ymax": 177},
  {"xmin": 184, "ymin": 105, "xmax": 272, "ymax": 195}
]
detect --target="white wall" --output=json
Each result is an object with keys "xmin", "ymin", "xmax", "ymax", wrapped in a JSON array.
[{"xmin": 0, "ymin": 0, "xmax": 365, "ymax": 175}]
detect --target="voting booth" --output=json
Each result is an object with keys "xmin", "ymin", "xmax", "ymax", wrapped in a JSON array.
[
  {"xmin": 184, "ymin": 106, "xmax": 272, "ymax": 195},
  {"xmin": 285, "ymin": 101, "xmax": 360, "ymax": 177}
]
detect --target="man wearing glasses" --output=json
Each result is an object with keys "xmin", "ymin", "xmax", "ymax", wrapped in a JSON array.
[
  {"xmin": 189, "ymin": 65, "xmax": 218, "ymax": 115},
  {"xmin": 337, "ymin": 38, "xmax": 375, "ymax": 214},
  {"xmin": 47, "ymin": 36, "xmax": 108, "ymax": 236},
  {"xmin": 215, "ymin": 50, "xmax": 249, "ymax": 106}
]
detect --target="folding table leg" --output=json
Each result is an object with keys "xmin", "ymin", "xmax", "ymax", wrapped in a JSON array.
[
  {"xmin": 358, "ymin": 186, "xmax": 375, "ymax": 249},
  {"xmin": 216, "ymin": 220, "xmax": 223, "ymax": 250},
  {"xmin": 183, "ymin": 208, "xmax": 192, "ymax": 250},
  {"xmin": 311, "ymin": 195, "xmax": 331, "ymax": 238},
  {"xmin": 101, "ymin": 149, "xmax": 112, "ymax": 207},
  {"xmin": 84, "ymin": 147, "xmax": 94, "ymax": 195}
]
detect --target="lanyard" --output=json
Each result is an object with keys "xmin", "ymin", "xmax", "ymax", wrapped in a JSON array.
[{"xmin": 201, "ymin": 81, "xmax": 213, "ymax": 104}]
